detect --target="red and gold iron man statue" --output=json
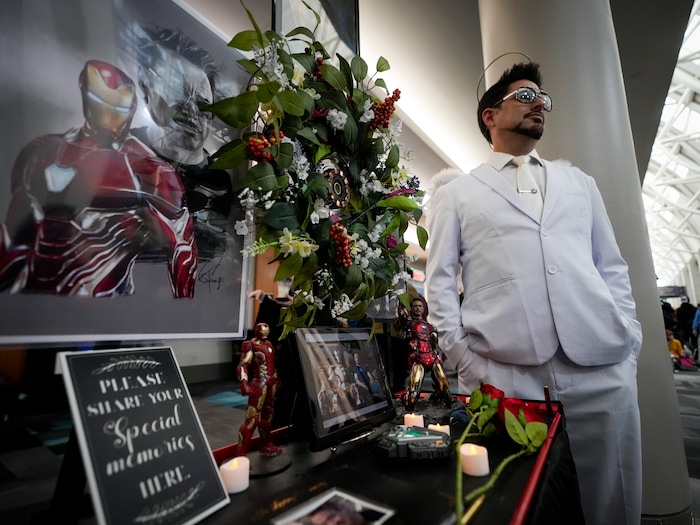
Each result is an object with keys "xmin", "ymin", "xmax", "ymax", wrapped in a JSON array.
[
  {"xmin": 0, "ymin": 59, "xmax": 197, "ymax": 297},
  {"xmin": 397, "ymin": 296, "xmax": 452, "ymax": 412},
  {"xmin": 236, "ymin": 322, "xmax": 283, "ymax": 457}
]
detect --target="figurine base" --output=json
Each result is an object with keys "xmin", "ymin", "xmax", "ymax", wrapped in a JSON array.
[
  {"xmin": 395, "ymin": 395, "xmax": 465, "ymax": 426},
  {"xmin": 249, "ymin": 452, "xmax": 292, "ymax": 478}
]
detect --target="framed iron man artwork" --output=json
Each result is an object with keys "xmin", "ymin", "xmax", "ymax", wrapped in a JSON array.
[{"xmin": 0, "ymin": 0, "xmax": 254, "ymax": 344}]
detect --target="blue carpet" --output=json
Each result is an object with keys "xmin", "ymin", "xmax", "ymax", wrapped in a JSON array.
[{"xmin": 203, "ymin": 391, "xmax": 249, "ymax": 408}]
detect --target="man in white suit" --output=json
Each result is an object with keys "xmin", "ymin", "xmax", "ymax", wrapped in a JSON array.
[{"xmin": 426, "ymin": 62, "xmax": 642, "ymax": 525}]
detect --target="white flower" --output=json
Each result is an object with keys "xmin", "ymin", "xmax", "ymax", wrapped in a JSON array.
[
  {"xmin": 359, "ymin": 99, "xmax": 375, "ymax": 123},
  {"xmin": 234, "ymin": 220, "xmax": 249, "ymax": 236},
  {"xmin": 313, "ymin": 199, "xmax": 331, "ymax": 220},
  {"xmin": 327, "ymin": 109, "xmax": 348, "ymax": 131}
]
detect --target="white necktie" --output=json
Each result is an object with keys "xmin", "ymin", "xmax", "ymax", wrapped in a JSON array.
[{"xmin": 513, "ymin": 155, "xmax": 543, "ymax": 220}]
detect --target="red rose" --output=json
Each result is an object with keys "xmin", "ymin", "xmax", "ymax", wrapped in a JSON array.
[
  {"xmin": 480, "ymin": 383, "xmax": 505, "ymax": 408},
  {"xmin": 498, "ymin": 398, "xmax": 545, "ymax": 427}
]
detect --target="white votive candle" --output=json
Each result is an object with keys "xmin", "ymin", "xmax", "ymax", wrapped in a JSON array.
[
  {"xmin": 460, "ymin": 444, "xmax": 490, "ymax": 476},
  {"xmin": 403, "ymin": 412, "xmax": 424, "ymax": 427},
  {"xmin": 219, "ymin": 456, "xmax": 250, "ymax": 493},
  {"xmin": 427, "ymin": 423, "xmax": 450, "ymax": 435}
]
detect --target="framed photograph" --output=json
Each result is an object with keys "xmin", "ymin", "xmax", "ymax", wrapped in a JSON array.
[
  {"xmin": 271, "ymin": 487, "xmax": 395, "ymax": 525},
  {"xmin": 0, "ymin": 0, "xmax": 251, "ymax": 344}
]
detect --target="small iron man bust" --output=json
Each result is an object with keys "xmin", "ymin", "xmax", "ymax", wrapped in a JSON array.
[
  {"xmin": 396, "ymin": 296, "xmax": 452, "ymax": 412},
  {"xmin": 235, "ymin": 322, "xmax": 283, "ymax": 457}
]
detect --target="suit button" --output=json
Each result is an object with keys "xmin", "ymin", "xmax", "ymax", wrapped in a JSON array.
[
  {"xmin": 547, "ymin": 266, "xmax": 558, "ymax": 274},
  {"xmin": 542, "ymin": 229, "xmax": 550, "ymax": 236}
]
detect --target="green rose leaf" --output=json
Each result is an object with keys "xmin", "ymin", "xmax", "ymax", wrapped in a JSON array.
[
  {"xmin": 504, "ymin": 409, "xmax": 529, "ymax": 446},
  {"xmin": 274, "ymin": 141, "xmax": 294, "ymax": 171},
  {"xmin": 469, "ymin": 389, "xmax": 483, "ymax": 411},
  {"xmin": 376, "ymin": 196, "xmax": 420, "ymax": 211},
  {"xmin": 375, "ymin": 78, "xmax": 388, "ymax": 94},
  {"xmin": 417, "ymin": 225, "xmax": 429, "ymax": 250},
  {"xmin": 255, "ymin": 81, "xmax": 282, "ymax": 104},
  {"xmin": 297, "ymin": 88, "xmax": 316, "ymax": 113},
  {"xmin": 318, "ymin": 64, "xmax": 347, "ymax": 92},
  {"xmin": 525, "ymin": 421, "xmax": 548, "ymax": 449},
  {"xmin": 345, "ymin": 264, "xmax": 363, "ymax": 292},
  {"xmin": 337, "ymin": 53, "xmax": 354, "ymax": 93}
]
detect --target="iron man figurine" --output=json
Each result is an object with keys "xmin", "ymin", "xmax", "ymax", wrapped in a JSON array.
[
  {"xmin": 236, "ymin": 323, "xmax": 283, "ymax": 457},
  {"xmin": 0, "ymin": 59, "xmax": 197, "ymax": 297},
  {"xmin": 397, "ymin": 296, "xmax": 452, "ymax": 412}
]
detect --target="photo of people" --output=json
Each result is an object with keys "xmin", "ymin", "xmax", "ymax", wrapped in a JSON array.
[{"xmin": 272, "ymin": 488, "xmax": 394, "ymax": 525}]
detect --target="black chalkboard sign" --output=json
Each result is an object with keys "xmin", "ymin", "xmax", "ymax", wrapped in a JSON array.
[{"xmin": 59, "ymin": 347, "xmax": 229, "ymax": 525}]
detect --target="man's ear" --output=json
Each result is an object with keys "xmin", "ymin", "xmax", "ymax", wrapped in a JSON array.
[{"xmin": 481, "ymin": 107, "xmax": 496, "ymax": 128}]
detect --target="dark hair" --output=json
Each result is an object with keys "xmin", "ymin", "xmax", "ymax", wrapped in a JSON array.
[
  {"xmin": 138, "ymin": 26, "xmax": 219, "ymax": 93},
  {"xmin": 477, "ymin": 62, "xmax": 544, "ymax": 144}
]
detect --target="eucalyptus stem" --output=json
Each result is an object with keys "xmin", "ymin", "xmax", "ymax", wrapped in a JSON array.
[{"xmin": 463, "ymin": 449, "xmax": 529, "ymax": 506}]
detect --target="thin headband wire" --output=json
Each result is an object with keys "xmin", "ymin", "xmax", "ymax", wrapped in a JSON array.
[{"xmin": 476, "ymin": 51, "xmax": 533, "ymax": 102}]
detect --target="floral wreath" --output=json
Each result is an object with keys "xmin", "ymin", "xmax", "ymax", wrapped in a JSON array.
[{"xmin": 207, "ymin": 1, "xmax": 427, "ymax": 338}]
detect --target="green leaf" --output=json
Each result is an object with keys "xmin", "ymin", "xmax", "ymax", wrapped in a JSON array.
[
  {"xmin": 525, "ymin": 422, "xmax": 548, "ymax": 448},
  {"xmin": 228, "ymin": 29, "xmax": 264, "ymax": 51},
  {"xmin": 297, "ymin": 126, "xmax": 321, "ymax": 146},
  {"xmin": 275, "ymin": 252, "xmax": 303, "ymax": 281},
  {"xmin": 205, "ymin": 91, "xmax": 258, "ymax": 129},
  {"xmin": 297, "ymin": 88, "xmax": 316, "ymax": 113},
  {"xmin": 345, "ymin": 264, "xmax": 363, "ymax": 292},
  {"xmin": 314, "ymin": 144, "xmax": 331, "ymax": 164},
  {"xmin": 264, "ymin": 202, "xmax": 300, "ymax": 230},
  {"xmin": 375, "ymin": 78, "xmax": 388, "ymax": 94},
  {"xmin": 385, "ymin": 144, "xmax": 400, "ymax": 169},
  {"xmin": 469, "ymin": 389, "xmax": 483, "ymax": 411},
  {"xmin": 255, "ymin": 81, "xmax": 282, "ymax": 103},
  {"xmin": 382, "ymin": 213, "xmax": 401, "ymax": 237},
  {"xmin": 209, "ymin": 140, "xmax": 247, "ymax": 170},
  {"xmin": 236, "ymin": 58, "xmax": 260, "ymax": 76},
  {"xmin": 318, "ymin": 64, "xmax": 347, "ymax": 92},
  {"xmin": 287, "ymin": 26, "xmax": 315, "ymax": 41},
  {"xmin": 417, "ymin": 225, "xmax": 429, "ymax": 250},
  {"xmin": 274, "ymin": 141, "xmax": 294, "ymax": 171},
  {"xmin": 343, "ymin": 113, "xmax": 358, "ymax": 145},
  {"xmin": 376, "ymin": 56, "xmax": 391, "ymax": 72},
  {"xmin": 351, "ymin": 55, "xmax": 368, "ymax": 83},
  {"xmin": 504, "ymin": 410, "xmax": 529, "ymax": 446},
  {"xmin": 341, "ymin": 300, "xmax": 369, "ymax": 321},
  {"xmin": 376, "ymin": 196, "xmax": 419, "ymax": 211},
  {"xmin": 235, "ymin": 162, "xmax": 277, "ymax": 192},
  {"xmin": 276, "ymin": 90, "xmax": 306, "ymax": 116},
  {"xmin": 337, "ymin": 53, "xmax": 354, "ymax": 92},
  {"xmin": 292, "ymin": 52, "xmax": 315, "ymax": 74}
]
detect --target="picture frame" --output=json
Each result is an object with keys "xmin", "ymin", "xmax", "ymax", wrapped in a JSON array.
[
  {"xmin": 0, "ymin": 0, "xmax": 251, "ymax": 344},
  {"xmin": 271, "ymin": 487, "xmax": 395, "ymax": 525}
]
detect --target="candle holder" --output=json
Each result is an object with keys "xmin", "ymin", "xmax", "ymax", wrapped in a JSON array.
[{"xmin": 219, "ymin": 456, "xmax": 250, "ymax": 494}]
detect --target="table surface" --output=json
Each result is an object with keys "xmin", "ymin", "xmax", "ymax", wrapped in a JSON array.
[{"xmin": 204, "ymin": 421, "xmax": 544, "ymax": 525}]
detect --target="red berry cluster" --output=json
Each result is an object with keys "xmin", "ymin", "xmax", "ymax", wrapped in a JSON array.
[
  {"xmin": 247, "ymin": 130, "xmax": 284, "ymax": 162},
  {"xmin": 368, "ymin": 89, "xmax": 401, "ymax": 131},
  {"xmin": 330, "ymin": 223, "xmax": 352, "ymax": 268}
]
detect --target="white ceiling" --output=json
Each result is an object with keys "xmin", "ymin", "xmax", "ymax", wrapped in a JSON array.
[{"xmin": 186, "ymin": 0, "xmax": 698, "ymax": 283}]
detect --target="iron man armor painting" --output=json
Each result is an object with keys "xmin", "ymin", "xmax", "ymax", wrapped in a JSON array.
[{"xmin": 0, "ymin": 60, "xmax": 198, "ymax": 297}]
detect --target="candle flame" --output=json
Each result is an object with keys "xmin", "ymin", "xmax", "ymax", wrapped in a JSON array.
[
  {"xmin": 469, "ymin": 445, "xmax": 477, "ymax": 454},
  {"xmin": 231, "ymin": 458, "xmax": 238, "ymax": 469}
]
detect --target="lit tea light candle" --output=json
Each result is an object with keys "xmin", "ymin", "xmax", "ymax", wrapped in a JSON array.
[
  {"xmin": 403, "ymin": 412, "xmax": 424, "ymax": 427},
  {"xmin": 460, "ymin": 444, "xmax": 490, "ymax": 476},
  {"xmin": 427, "ymin": 423, "xmax": 451, "ymax": 435},
  {"xmin": 219, "ymin": 456, "xmax": 250, "ymax": 493}
]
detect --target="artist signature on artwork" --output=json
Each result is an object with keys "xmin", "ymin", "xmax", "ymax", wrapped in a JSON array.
[{"xmin": 197, "ymin": 257, "xmax": 223, "ymax": 293}]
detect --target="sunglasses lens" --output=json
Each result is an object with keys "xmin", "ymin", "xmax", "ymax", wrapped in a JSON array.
[{"xmin": 515, "ymin": 88, "xmax": 536, "ymax": 103}]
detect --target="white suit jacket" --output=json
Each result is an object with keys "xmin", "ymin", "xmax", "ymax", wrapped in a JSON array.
[{"xmin": 425, "ymin": 158, "xmax": 642, "ymax": 372}]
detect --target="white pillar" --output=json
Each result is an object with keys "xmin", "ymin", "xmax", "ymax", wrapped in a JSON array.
[{"xmin": 478, "ymin": 0, "xmax": 690, "ymax": 521}]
